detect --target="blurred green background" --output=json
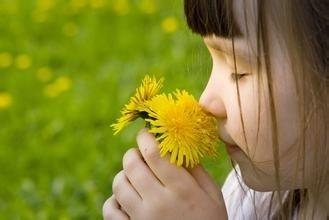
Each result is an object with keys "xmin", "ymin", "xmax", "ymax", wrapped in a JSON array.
[{"xmin": 0, "ymin": 0, "xmax": 231, "ymax": 218}]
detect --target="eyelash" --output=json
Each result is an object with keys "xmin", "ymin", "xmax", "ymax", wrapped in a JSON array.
[{"xmin": 231, "ymin": 72, "xmax": 248, "ymax": 81}]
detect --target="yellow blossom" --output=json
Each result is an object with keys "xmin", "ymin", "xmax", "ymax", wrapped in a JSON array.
[
  {"xmin": 32, "ymin": 10, "xmax": 49, "ymax": 23},
  {"xmin": 36, "ymin": 0, "xmax": 56, "ymax": 12},
  {"xmin": 44, "ymin": 76, "xmax": 72, "ymax": 98},
  {"xmin": 0, "ymin": 2, "xmax": 17, "ymax": 15},
  {"xmin": 70, "ymin": 0, "xmax": 87, "ymax": 12},
  {"xmin": 145, "ymin": 90, "xmax": 219, "ymax": 168},
  {"xmin": 0, "ymin": 92, "xmax": 12, "ymax": 109},
  {"xmin": 15, "ymin": 54, "xmax": 32, "ymax": 70},
  {"xmin": 161, "ymin": 16, "xmax": 178, "ymax": 33},
  {"xmin": 44, "ymin": 84, "xmax": 59, "ymax": 97},
  {"xmin": 37, "ymin": 67, "xmax": 53, "ymax": 82},
  {"xmin": 63, "ymin": 22, "xmax": 78, "ymax": 37},
  {"xmin": 90, "ymin": 0, "xmax": 107, "ymax": 9},
  {"xmin": 112, "ymin": 0, "xmax": 130, "ymax": 16},
  {"xmin": 139, "ymin": 0, "xmax": 157, "ymax": 14},
  {"xmin": 54, "ymin": 76, "xmax": 72, "ymax": 92},
  {"xmin": 0, "ymin": 52, "xmax": 13, "ymax": 68},
  {"xmin": 32, "ymin": 0, "xmax": 56, "ymax": 22},
  {"xmin": 111, "ymin": 75, "xmax": 164, "ymax": 135}
]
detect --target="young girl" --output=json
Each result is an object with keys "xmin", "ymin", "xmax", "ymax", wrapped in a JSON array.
[{"xmin": 103, "ymin": 0, "xmax": 328, "ymax": 219}]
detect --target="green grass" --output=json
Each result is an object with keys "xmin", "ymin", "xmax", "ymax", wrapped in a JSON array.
[{"xmin": 0, "ymin": 0, "xmax": 231, "ymax": 218}]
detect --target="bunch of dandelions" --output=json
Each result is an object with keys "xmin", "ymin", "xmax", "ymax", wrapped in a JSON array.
[{"xmin": 111, "ymin": 75, "xmax": 219, "ymax": 168}]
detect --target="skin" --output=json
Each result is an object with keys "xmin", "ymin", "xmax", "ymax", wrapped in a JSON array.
[
  {"xmin": 102, "ymin": 31, "xmax": 299, "ymax": 217},
  {"xmin": 103, "ymin": 128, "xmax": 228, "ymax": 220},
  {"xmin": 201, "ymin": 34, "xmax": 303, "ymax": 191},
  {"xmin": 104, "ymin": 0, "xmax": 328, "ymax": 218}
]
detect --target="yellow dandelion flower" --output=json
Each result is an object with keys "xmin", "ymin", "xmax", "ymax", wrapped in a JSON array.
[
  {"xmin": 36, "ymin": 67, "xmax": 53, "ymax": 82},
  {"xmin": 139, "ymin": 0, "xmax": 157, "ymax": 14},
  {"xmin": 32, "ymin": 0, "xmax": 55, "ymax": 22},
  {"xmin": 0, "ymin": 52, "xmax": 13, "ymax": 68},
  {"xmin": 145, "ymin": 90, "xmax": 219, "ymax": 168},
  {"xmin": 90, "ymin": 0, "xmax": 107, "ymax": 9},
  {"xmin": 0, "ymin": 2, "xmax": 17, "ymax": 15},
  {"xmin": 0, "ymin": 92, "xmax": 13, "ymax": 109},
  {"xmin": 70, "ymin": 0, "xmax": 87, "ymax": 12},
  {"xmin": 15, "ymin": 54, "xmax": 32, "ymax": 70},
  {"xmin": 54, "ymin": 76, "xmax": 72, "ymax": 92},
  {"xmin": 63, "ymin": 22, "xmax": 78, "ymax": 37},
  {"xmin": 44, "ymin": 84, "xmax": 60, "ymax": 98},
  {"xmin": 111, "ymin": 75, "xmax": 164, "ymax": 135},
  {"xmin": 36, "ymin": 0, "xmax": 56, "ymax": 12},
  {"xmin": 161, "ymin": 16, "xmax": 178, "ymax": 33},
  {"xmin": 44, "ymin": 76, "xmax": 72, "ymax": 98},
  {"xmin": 112, "ymin": 0, "xmax": 130, "ymax": 16},
  {"xmin": 32, "ymin": 10, "xmax": 49, "ymax": 23}
]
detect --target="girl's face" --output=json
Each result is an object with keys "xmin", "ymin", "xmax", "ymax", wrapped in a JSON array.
[{"xmin": 198, "ymin": 1, "xmax": 306, "ymax": 191}]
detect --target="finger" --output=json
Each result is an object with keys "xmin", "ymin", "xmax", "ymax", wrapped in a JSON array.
[
  {"xmin": 103, "ymin": 195, "xmax": 130, "ymax": 220},
  {"xmin": 112, "ymin": 170, "xmax": 142, "ymax": 215},
  {"xmin": 123, "ymin": 148, "xmax": 163, "ymax": 198},
  {"xmin": 136, "ymin": 128, "xmax": 199, "ymax": 192},
  {"xmin": 188, "ymin": 165, "xmax": 223, "ymax": 203}
]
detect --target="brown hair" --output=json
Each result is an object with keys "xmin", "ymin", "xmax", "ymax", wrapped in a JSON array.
[{"xmin": 184, "ymin": 0, "xmax": 328, "ymax": 219}]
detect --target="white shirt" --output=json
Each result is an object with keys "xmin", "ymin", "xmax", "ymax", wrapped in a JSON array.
[{"xmin": 221, "ymin": 167, "xmax": 299, "ymax": 220}]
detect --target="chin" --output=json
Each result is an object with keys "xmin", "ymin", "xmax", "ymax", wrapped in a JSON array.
[
  {"xmin": 233, "ymin": 153, "xmax": 278, "ymax": 192},
  {"xmin": 240, "ymin": 171, "xmax": 274, "ymax": 192}
]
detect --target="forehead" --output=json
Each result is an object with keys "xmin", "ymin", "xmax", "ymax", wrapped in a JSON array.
[{"xmin": 204, "ymin": 36, "xmax": 255, "ymax": 60}]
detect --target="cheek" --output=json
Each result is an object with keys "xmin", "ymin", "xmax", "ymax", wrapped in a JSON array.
[
  {"xmin": 227, "ymin": 68, "xmax": 299, "ymax": 165},
  {"xmin": 224, "ymin": 73, "xmax": 273, "ymax": 162},
  {"xmin": 227, "ymin": 72, "xmax": 301, "ymax": 191}
]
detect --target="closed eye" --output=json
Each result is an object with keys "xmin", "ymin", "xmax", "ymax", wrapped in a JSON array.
[{"xmin": 231, "ymin": 72, "xmax": 249, "ymax": 81}]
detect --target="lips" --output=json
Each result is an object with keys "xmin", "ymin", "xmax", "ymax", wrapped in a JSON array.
[
  {"xmin": 221, "ymin": 140, "xmax": 241, "ymax": 155},
  {"xmin": 225, "ymin": 144, "xmax": 240, "ymax": 154}
]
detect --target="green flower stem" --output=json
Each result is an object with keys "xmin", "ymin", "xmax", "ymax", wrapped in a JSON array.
[{"xmin": 145, "ymin": 121, "xmax": 151, "ymax": 129}]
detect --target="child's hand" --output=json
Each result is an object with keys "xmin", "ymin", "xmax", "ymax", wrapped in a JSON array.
[{"xmin": 103, "ymin": 128, "xmax": 228, "ymax": 220}]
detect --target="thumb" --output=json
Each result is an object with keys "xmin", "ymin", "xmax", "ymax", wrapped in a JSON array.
[{"xmin": 188, "ymin": 165, "xmax": 224, "ymax": 203}]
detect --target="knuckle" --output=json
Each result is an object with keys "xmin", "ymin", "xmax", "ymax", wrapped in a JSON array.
[
  {"xmin": 123, "ymin": 148, "xmax": 139, "ymax": 172},
  {"xmin": 145, "ymin": 199, "xmax": 168, "ymax": 216},
  {"xmin": 143, "ymin": 146, "xmax": 159, "ymax": 162},
  {"xmin": 172, "ymin": 182, "xmax": 193, "ymax": 200},
  {"xmin": 112, "ymin": 170, "xmax": 125, "ymax": 194},
  {"xmin": 102, "ymin": 197, "xmax": 115, "ymax": 219}
]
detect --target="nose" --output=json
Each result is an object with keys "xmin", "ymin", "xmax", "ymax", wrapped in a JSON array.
[
  {"xmin": 199, "ymin": 87, "xmax": 226, "ymax": 119},
  {"xmin": 199, "ymin": 84, "xmax": 233, "ymax": 145}
]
